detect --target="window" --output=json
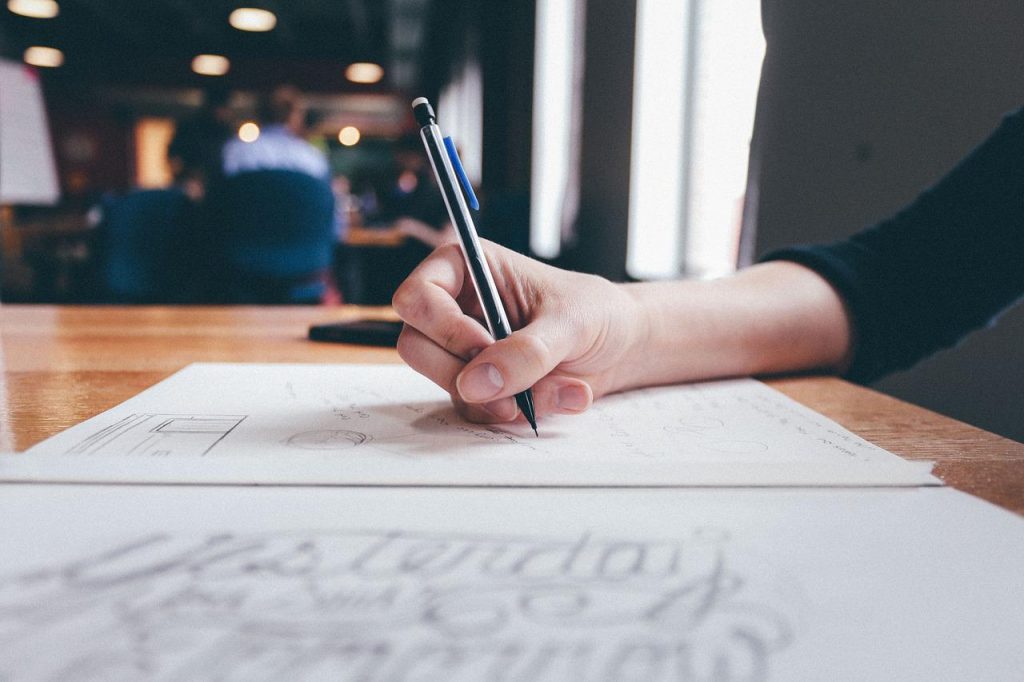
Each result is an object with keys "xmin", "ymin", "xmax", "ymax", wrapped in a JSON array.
[
  {"xmin": 628, "ymin": 0, "xmax": 764, "ymax": 279},
  {"xmin": 438, "ymin": 58, "xmax": 483, "ymax": 186},
  {"xmin": 529, "ymin": 0, "xmax": 585, "ymax": 259}
]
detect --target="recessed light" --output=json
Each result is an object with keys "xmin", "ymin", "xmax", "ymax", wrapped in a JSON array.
[
  {"xmin": 345, "ymin": 62, "xmax": 384, "ymax": 84},
  {"xmin": 192, "ymin": 54, "xmax": 230, "ymax": 76},
  {"xmin": 338, "ymin": 126, "xmax": 361, "ymax": 146},
  {"xmin": 7, "ymin": 0, "xmax": 59, "ymax": 19},
  {"xmin": 23, "ymin": 46, "xmax": 63, "ymax": 68},
  {"xmin": 229, "ymin": 7, "xmax": 276, "ymax": 32},
  {"xmin": 238, "ymin": 122, "xmax": 260, "ymax": 142}
]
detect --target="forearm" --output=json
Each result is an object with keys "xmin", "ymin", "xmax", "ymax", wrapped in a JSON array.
[
  {"xmin": 762, "ymin": 109, "xmax": 1024, "ymax": 382},
  {"xmin": 619, "ymin": 261, "xmax": 853, "ymax": 391}
]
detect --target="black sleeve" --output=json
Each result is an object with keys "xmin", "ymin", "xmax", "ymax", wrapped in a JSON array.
[{"xmin": 761, "ymin": 106, "xmax": 1024, "ymax": 383}]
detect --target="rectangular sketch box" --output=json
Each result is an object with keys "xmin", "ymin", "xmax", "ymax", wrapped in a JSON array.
[{"xmin": 66, "ymin": 414, "xmax": 247, "ymax": 457}]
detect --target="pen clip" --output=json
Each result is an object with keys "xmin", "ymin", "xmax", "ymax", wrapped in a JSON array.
[{"xmin": 443, "ymin": 136, "xmax": 479, "ymax": 211}]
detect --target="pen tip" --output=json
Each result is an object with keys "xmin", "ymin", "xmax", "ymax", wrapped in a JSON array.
[{"xmin": 533, "ymin": 426, "xmax": 539, "ymax": 437}]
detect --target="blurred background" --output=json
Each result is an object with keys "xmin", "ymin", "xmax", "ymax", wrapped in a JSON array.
[{"xmin": 1, "ymin": 0, "xmax": 1022, "ymax": 440}]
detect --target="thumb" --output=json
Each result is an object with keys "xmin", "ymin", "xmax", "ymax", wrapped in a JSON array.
[{"xmin": 454, "ymin": 314, "xmax": 575, "ymax": 403}]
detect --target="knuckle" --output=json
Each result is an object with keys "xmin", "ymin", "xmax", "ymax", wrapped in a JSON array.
[
  {"xmin": 514, "ymin": 333, "xmax": 555, "ymax": 375},
  {"xmin": 390, "ymin": 281, "xmax": 416, "ymax": 316},
  {"xmin": 392, "ymin": 282, "xmax": 428, "ymax": 323},
  {"xmin": 438, "ymin": 243, "xmax": 463, "ymax": 260},
  {"xmin": 438, "ymin": 320, "xmax": 463, "ymax": 355},
  {"xmin": 394, "ymin": 325, "xmax": 415, "ymax": 360}
]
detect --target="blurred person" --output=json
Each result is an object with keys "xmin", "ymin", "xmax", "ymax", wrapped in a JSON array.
[
  {"xmin": 202, "ymin": 86, "xmax": 336, "ymax": 304},
  {"xmin": 221, "ymin": 85, "xmax": 329, "ymax": 182},
  {"xmin": 382, "ymin": 135, "xmax": 455, "ymax": 248},
  {"xmin": 93, "ymin": 185, "xmax": 205, "ymax": 303},
  {"xmin": 168, "ymin": 86, "xmax": 234, "ymax": 200},
  {"xmin": 330, "ymin": 173, "xmax": 356, "ymax": 241}
]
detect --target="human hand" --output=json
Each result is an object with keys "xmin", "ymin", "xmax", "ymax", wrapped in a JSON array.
[
  {"xmin": 393, "ymin": 217, "xmax": 452, "ymax": 248},
  {"xmin": 392, "ymin": 240, "xmax": 645, "ymax": 424}
]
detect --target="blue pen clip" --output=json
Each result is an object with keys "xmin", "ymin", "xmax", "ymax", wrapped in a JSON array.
[{"xmin": 443, "ymin": 136, "xmax": 479, "ymax": 211}]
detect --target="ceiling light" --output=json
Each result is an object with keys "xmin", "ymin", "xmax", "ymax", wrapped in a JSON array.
[
  {"xmin": 191, "ymin": 54, "xmax": 230, "ymax": 76},
  {"xmin": 7, "ymin": 0, "xmax": 59, "ymax": 19},
  {"xmin": 238, "ymin": 122, "xmax": 260, "ymax": 143},
  {"xmin": 23, "ymin": 46, "xmax": 63, "ymax": 68},
  {"xmin": 229, "ymin": 7, "xmax": 276, "ymax": 32},
  {"xmin": 345, "ymin": 62, "xmax": 384, "ymax": 84},
  {"xmin": 338, "ymin": 126, "xmax": 361, "ymax": 146}
]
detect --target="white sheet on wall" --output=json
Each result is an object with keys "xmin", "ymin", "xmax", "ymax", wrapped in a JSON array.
[{"xmin": 0, "ymin": 59, "xmax": 60, "ymax": 205}]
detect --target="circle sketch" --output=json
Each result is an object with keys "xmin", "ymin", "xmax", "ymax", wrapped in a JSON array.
[{"xmin": 285, "ymin": 430, "xmax": 370, "ymax": 451}]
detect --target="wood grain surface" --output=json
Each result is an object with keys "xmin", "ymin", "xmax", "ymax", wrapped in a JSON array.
[{"xmin": 2, "ymin": 305, "xmax": 1021, "ymax": 513}]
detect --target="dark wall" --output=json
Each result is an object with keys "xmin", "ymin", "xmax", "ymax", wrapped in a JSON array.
[
  {"xmin": 480, "ymin": 0, "xmax": 535, "ymax": 194},
  {"xmin": 565, "ymin": 0, "xmax": 636, "ymax": 281},
  {"xmin": 751, "ymin": 1, "xmax": 1024, "ymax": 441}
]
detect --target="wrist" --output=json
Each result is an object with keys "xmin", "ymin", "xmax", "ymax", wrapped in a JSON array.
[
  {"xmin": 616, "ymin": 279, "xmax": 728, "ymax": 390},
  {"xmin": 622, "ymin": 263, "xmax": 853, "ymax": 388}
]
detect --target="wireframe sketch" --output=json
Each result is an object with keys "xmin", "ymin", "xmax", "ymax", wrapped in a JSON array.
[
  {"xmin": 285, "ymin": 429, "xmax": 371, "ymax": 450},
  {"xmin": 65, "ymin": 414, "xmax": 246, "ymax": 457},
  {"xmin": 0, "ymin": 528, "xmax": 797, "ymax": 681}
]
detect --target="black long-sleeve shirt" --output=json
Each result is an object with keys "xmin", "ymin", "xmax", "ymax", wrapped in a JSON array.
[{"xmin": 763, "ymin": 106, "xmax": 1024, "ymax": 383}]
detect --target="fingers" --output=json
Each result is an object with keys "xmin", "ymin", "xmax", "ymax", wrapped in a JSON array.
[
  {"xmin": 532, "ymin": 374, "xmax": 594, "ymax": 415},
  {"xmin": 394, "ymin": 240, "xmax": 601, "ymax": 423},
  {"xmin": 454, "ymin": 313, "xmax": 578, "ymax": 403},
  {"xmin": 399, "ymin": 323, "xmax": 592, "ymax": 424},
  {"xmin": 397, "ymin": 324, "xmax": 518, "ymax": 423},
  {"xmin": 392, "ymin": 244, "xmax": 494, "ymax": 360}
]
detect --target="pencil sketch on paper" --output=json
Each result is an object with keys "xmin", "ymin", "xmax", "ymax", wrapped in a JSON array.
[
  {"xmin": 0, "ymin": 527, "xmax": 798, "ymax": 681},
  {"xmin": 64, "ymin": 414, "xmax": 247, "ymax": 457},
  {"xmin": 285, "ymin": 429, "xmax": 371, "ymax": 451}
]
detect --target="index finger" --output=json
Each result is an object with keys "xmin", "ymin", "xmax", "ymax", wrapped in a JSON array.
[{"xmin": 392, "ymin": 244, "xmax": 494, "ymax": 360}]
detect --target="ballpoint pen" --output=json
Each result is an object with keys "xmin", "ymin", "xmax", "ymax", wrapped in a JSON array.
[{"xmin": 411, "ymin": 97, "xmax": 539, "ymax": 435}]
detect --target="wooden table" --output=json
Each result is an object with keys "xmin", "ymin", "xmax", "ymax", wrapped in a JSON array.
[{"xmin": 2, "ymin": 305, "xmax": 1022, "ymax": 514}]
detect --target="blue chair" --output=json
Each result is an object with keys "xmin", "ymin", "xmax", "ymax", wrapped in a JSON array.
[
  {"xmin": 206, "ymin": 170, "xmax": 336, "ymax": 303},
  {"xmin": 100, "ymin": 188, "xmax": 201, "ymax": 303}
]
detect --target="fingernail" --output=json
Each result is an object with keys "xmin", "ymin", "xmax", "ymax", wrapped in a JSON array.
[
  {"xmin": 482, "ymin": 398, "xmax": 518, "ymax": 421},
  {"xmin": 556, "ymin": 384, "xmax": 590, "ymax": 412},
  {"xmin": 457, "ymin": 363, "xmax": 504, "ymax": 401}
]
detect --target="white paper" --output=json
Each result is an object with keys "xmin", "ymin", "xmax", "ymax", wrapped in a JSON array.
[
  {"xmin": 0, "ymin": 484, "xmax": 1019, "ymax": 681},
  {"xmin": 1, "ymin": 363, "xmax": 937, "ymax": 486}
]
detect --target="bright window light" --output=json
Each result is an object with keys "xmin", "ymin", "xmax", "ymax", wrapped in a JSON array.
[
  {"xmin": 530, "ymin": 0, "xmax": 582, "ymax": 259},
  {"xmin": 627, "ymin": 0, "xmax": 690, "ymax": 279},
  {"xmin": 627, "ymin": 0, "xmax": 763, "ymax": 280},
  {"xmin": 135, "ymin": 118, "xmax": 175, "ymax": 188},
  {"xmin": 345, "ymin": 62, "xmax": 384, "ymax": 84},
  {"xmin": 686, "ymin": 1, "xmax": 764, "ymax": 277},
  {"xmin": 238, "ymin": 121, "xmax": 260, "ymax": 142},
  {"xmin": 191, "ymin": 54, "xmax": 230, "ymax": 76},
  {"xmin": 229, "ymin": 7, "xmax": 276, "ymax": 32},
  {"xmin": 7, "ymin": 0, "xmax": 59, "ymax": 19},
  {"xmin": 23, "ymin": 46, "xmax": 63, "ymax": 68},
  {"xmin": 438, "ymin": 58, "xmax": 483, "ymax": 185}
]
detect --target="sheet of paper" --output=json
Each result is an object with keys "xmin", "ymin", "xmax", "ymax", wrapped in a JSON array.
[
  {"xmin": 0, "ymin": 484, "xmax": 1019, "ymax": 680},
  {"xmin": 1, "ymin": 363, "xmax": 936, "ymax": 486}
]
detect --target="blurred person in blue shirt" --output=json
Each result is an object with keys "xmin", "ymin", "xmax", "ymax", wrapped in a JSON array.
[{"xmin": 222, "ymin": 85, "xmax": 329, "ymax": 181}]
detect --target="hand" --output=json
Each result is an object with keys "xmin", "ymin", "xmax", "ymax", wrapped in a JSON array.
[
  {"xmin": 393, "ymin": 241, "xmax": 644, "ymax": 424},
  {"xmin": 393, "ymin": 217, "xmax": 457, "ymax": 249}
]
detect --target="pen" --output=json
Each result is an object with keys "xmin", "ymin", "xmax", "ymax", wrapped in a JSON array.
[{"xmin": 411, "ymin": 97, "xmax": 539, "ymax": 436}]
